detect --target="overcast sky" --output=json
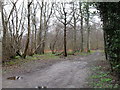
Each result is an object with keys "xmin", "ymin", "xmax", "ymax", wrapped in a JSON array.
[
  {"xmin": 3, "ymin": 0, "xmax": 101, "ymax": 22},
  {"xmin": 0, "ymin": 0, "xmax": 102, "ymax": 36}
]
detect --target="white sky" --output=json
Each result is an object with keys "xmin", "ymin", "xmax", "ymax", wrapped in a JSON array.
[
  {"xmin": 0, "ymin": 14, "xmax": 2, "ymax": 38},
  {"xmin": 1, "ymin": 0, "xmax": 102, "ymax": 35},
  {"xmin": 3, "ymin": 0, "xmax": 101, "ymax": 21}
]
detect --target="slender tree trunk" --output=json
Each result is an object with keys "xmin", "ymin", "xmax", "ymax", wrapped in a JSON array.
[
  {"xmin": 36, "ymin": 2, "xmax": 43, "ymax": 54},
  {"xmin": 50, "ymin": 29, "xmax": 59, "ymax": 54},
  {"xmin": 64, "ymin": 23, "xmax": 67, "ymax": 57},
  {"xmin": 86, "ymin": 3, "xmax": 90, "ymax": 53},
  {"xmin": 103, "ymin": 30, "xmax": 108, "ymax": 60},
  {"xmin": 40, "ymin": 2, "xmax": 53, "ymax": 54},
  {"xmin": 96, "ymin": 30, "xmax": 99, "ymax": 49},
  {"xmin": 64, "ymin": 12, "xmax": 67, "ymax": 57},
  {"xmin": 80, "ymin": 24, "xmax": 84, "ymax": 52},
  {"xmin": 1, "ymin": 4, "xmax": 7, "ymax": 61},
  {"xmin": 73, "ymin": 13, "xmax": 77, "ymax": 53},
  {"xmin": 50, "ymin": 43, "xmax": 55, "ymax": 54},
  {"xmin": 72, "ymin": 3, "xmax": 77, "ymax": 53},
  {"xmin": 87, "ymin": 28, "xmax": 90, "ymax": 52},
  {"xmin": 34, "ymin": 20, "xmax": 37, "ymax": 50},
  {"xmin": 22, "ymin": 1, "xmax": 32, "ymax": 58},
  {"xmin": 79, "ymin": 2, "xmax": 84, "ymax": 52},
  {"xmin": 41, "ymin": 34, "xmax": 47, "ymax": 54},
  {"xmin": 41, "ymin": 12, "xmax": 47, "ymax": 54},
  {"xmin": 41, "ymin": 27, "xmax": 47, "ymax": 54},
  {"xmin": 55, "ymin": 3, "xmax": 71, "ymax": 57},
  {"xmin": 103, "ymin": 18, "xmax": 108, "ymax": 60}
]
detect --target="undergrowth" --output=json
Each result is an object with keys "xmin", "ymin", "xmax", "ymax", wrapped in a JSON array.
[{"xmin": 90, "ymin": 66, "xmax": 120, "ymax": 88}]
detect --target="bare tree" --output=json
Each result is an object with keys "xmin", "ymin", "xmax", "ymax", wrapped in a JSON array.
[
  {"xmin": 40, "ymin": 2, "xmax": 54, "ymax": 54},
  {"xmin": 1, "ymin": 1, "xmax": 104, "ymax": 63},
  {"xmin": 55, "ymin": 2, "xmax": 73, "ymax": 57},
  {"xmin": 9, "ymin": 1, "xmax": 26, "ymax": 57},
  {"xmin": 2, "ymin": 0, "xmax": 19, "ymax": 61},
  {"xmin": 29, "ymin": 0, "xmax": 38, "ymax": 56},
  {"xmin": 69, "ymin": 2, "xmax": 79, "ymax": 53},
  {"xmin": 50, "ymin": 25, "xmax": 61, "ymax": 54},
  {"xmin": 33, "ymin": 1, "xmax": 53, "ymax": 54}
]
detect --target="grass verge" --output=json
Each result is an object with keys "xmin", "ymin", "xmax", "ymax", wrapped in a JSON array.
[{"xmin": 3, "ymin": 52, "xmax": 59, "ymax": 66}]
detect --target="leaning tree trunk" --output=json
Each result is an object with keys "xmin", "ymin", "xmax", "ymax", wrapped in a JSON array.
[{"xmin": 22, "ymin": 1, "xmax": 32, "ymax": 58}]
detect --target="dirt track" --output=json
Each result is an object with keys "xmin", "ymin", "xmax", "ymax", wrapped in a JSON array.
[{"xmin": 2, "ymin": 52, "xmax": 105, "ymax": 88}]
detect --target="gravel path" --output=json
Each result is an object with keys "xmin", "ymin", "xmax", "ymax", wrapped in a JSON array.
[{"xmin": 2, "ymin": 52, "xmax": 105, "ymax": 88}]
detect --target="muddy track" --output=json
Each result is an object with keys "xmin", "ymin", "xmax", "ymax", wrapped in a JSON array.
[{"xmin": 2, "ymin": 52, "xmax": 105, "ymax": 88}]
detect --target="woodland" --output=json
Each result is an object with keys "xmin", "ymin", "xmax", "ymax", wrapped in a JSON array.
[{"xmin": 0, "ymin": 0, "xmax": 120, "ymax": 88}]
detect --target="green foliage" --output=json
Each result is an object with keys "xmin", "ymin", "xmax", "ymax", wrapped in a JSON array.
[
  {"xmin": 91, "ymin": 73, "xmax": 108, "ymax": 79},
  {"xmin": 100, "ymin": 78, "xmax": 112, "ymax": 82},
  {"xmin": 26, "ymin": 56, "xmax": 38, "ymax": 60},
  {"xmin": 67, "ymin": 51, "xmax": 74, "ymax": 55},
  {"xmin": 90, "ymin": 66, "xmax": 119, "ymax": 88},
  {"xmin": 14, "ymin": 56, "xmax": 20, "ymax": 59},
  {"xmin": 34, "ymin": 53, "xmax": 59, "ymax": 60},
  {"xmin": 27, "ymin": 53, "xmax": 59, "ymax": 60},
  {"xmin": 3, "ymin": 58, "xmax": 24, "ymax": 66},
  {"xmin": 113, "ymin": 64, "xmax": 120, "ymax": 70},
  {"xmin": 96, "ymin": 2, "xmax": 120, "ymax": 77},
  {"xmin": 75, "ymin": 51, "xmax": 95, "ymax": 56}
]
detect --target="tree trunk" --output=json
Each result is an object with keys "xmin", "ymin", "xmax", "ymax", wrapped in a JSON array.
[
  {"xmin": 36, "ymin": 2, "xmax": 43, "ymax": 54},
  {"xmin": 1, "ymin": 5, "xmax": 7, "ymax": 61},
  {"xmin": 72, "ymin": 3, "xmax": 77, "ymax": 53},
  {"xmin": 64, "ymin": 23, "xmax": 67, "ymax": 57},
  {"xmin": 22, "ymin": 1, "xmax": 31, "ymax": 58},
  {"xmin": 79, "ymin": 2, "xmax": 84, "ymax": 52},
  {"xmin": 73, "ymin": 12, "xmax": 77, "ymax": 53},
  {"xmin": 87, "ymin": 28, "xmax": 90, "ymax": 52},
  {"xmin": 64, "ymin": 12, "xmax": 67, "ymax": 57},
  {"xmin": 86, "ymin": 3, "xmax": 90, "ymax": 53}
]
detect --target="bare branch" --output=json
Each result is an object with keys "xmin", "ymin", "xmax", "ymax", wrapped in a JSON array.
[{"xmin": 7, "ymin": 0, "xmax": 19, "ymax": 23}]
